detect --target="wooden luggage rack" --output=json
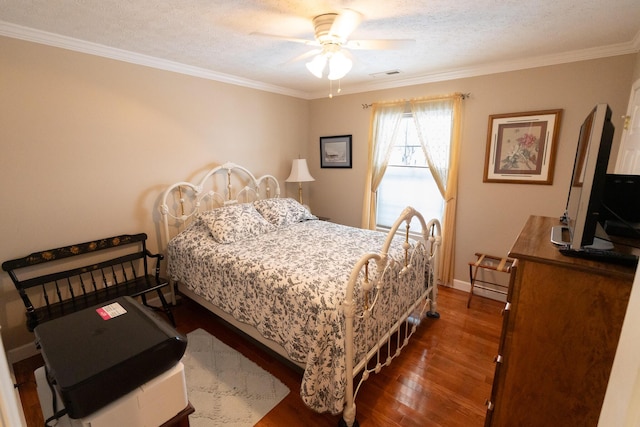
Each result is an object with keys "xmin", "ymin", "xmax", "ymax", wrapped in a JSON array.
[{"xmin": 467, "ymin": 252, "xmax": 515, "ymax": 308}]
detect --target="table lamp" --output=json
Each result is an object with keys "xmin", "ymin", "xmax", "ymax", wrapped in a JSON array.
[{"xmin": 285, "ymin": 159, "xmax": 315, "ymax": 205}]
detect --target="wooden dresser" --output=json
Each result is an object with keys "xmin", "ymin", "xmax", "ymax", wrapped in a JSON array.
[{"xmin": 485, "ymin": 215, "xmax": 636, "ymax": 427}]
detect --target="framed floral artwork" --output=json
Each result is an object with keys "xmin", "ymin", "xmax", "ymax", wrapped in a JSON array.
[{"xmin": 483, "ymin": 109, "xmax": 562, "ymax": 184}]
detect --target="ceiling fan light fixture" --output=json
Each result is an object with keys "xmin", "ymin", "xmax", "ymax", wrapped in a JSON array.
[
  {"xmin": 306, "ymin": 54, "xmax": 327, "ymax": 79},
  {"xmin": 327, "ymin": 50, "xmax": 352, "ymax": 80},
  {"xmin": 253, "ymin": 8, "xmax": 415, "ymax": 90}
]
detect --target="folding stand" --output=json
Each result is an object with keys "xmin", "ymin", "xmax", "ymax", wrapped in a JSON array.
[{"xmin": 467, "ymin": 252, "xmax": 515, "ymax": 308}]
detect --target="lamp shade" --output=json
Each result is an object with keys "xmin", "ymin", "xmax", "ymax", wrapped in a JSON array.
[
  {"xmin": 306, "ymin": 48, "xmax": 352, "ymax": 80},
  {"xmin": 306, "ymin": 54, "xmax": 327, "ymax": 79},
  {"xmin": 285, "ymin": 159, "xmax": 315, "ymax": 183},
  {"xmin": 327, "ymin": 50, "xmax": 352, "ymax": 80}
]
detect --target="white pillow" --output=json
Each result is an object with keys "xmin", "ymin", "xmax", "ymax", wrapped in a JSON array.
[
  {"xmin": 197, "ymin": 203, "xmax": 276, "ymax": 244},
  {"xmin": 253, "ymin": 198, "xmax": 317, "ymax": 227}
]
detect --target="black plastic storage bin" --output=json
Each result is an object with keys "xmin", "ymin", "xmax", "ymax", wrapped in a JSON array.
[{"xmin": 34, "ymin": 296, "xmax": 187, "ymax": 419}]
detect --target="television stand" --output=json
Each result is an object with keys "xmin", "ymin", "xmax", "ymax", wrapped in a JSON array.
[
  {"xmin": 485, "ymin": 215, "xmax": 635, "ymax": 426},
  {"xmin": 550, "ymin": 225, "xmax": 570, "ymax": 246},
  {"xmin": 584, "ymin": 237, "xmax": 615, "ymax": 250},
  {"xmin": 550, "ymin": 225, "xmax": 614, "ymax": 250},
  {"xmin": 559, "ymin": 247, "xmax": 638, "ymax": 267}
]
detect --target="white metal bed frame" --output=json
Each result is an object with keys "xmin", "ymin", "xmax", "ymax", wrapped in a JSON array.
[{"xmin": 158, "ymin": 162, "xmax": 441, "ymax": 427}]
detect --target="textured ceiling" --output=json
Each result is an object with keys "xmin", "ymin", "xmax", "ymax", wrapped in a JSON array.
[{"xmin": 1, "ymin": 0, "xmax": 640, "ymax": 99}]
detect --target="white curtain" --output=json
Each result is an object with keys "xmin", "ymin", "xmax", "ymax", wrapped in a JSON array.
[
  {"xmin": 362, "ymin": 94, "xmax": 463, "ymax": 286},
  {"xmin": 361, "ymin": 101, "xmax": 406, "ymax": 229},
  {"xmin": 411, "ymin": 95, "xmax": 463, "ymax": 286}
]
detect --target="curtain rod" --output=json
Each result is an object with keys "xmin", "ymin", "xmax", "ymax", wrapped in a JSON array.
[{"xmin": 361, "ymin": 92, "xmax": 471, "ymax": 109}]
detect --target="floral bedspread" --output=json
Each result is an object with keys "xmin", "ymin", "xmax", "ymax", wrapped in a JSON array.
[{"xmin": 167, "ymin": 218, "xmax": 428, "ymax": 414}]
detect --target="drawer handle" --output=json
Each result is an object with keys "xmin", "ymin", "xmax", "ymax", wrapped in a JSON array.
[
  {"xmin": 485, "ymin": 399, "xmax": 494, "ymax": 410},
  {"xmin": 494, "ymin": 354, "xmax": 503, "ymax": 364}
]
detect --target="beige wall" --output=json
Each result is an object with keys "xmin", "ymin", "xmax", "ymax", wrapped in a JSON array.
[
  {"xmin": 306, "ymin": 54, "xmax": 637, "ymax": 290},
  {"xmin": 0, "ymin": 36, "xmax": 309, "ymax": 352},
  {"xmin": 0, "ymin": 34, "xmax": 637, "ymax": 355}
]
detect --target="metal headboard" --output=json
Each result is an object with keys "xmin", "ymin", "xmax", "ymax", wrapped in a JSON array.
[{"xmin": 159, "ymin": 162, "xmax": 280, "ymax": 249}]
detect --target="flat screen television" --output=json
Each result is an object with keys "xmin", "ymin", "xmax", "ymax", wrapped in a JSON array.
[
  {"xmin": 601, "ymin": 174, "xmax": 640, "ymax": 238},
  {"xmin": 551, "ymin": 103, "xmax": 615, "ymax": 250}
]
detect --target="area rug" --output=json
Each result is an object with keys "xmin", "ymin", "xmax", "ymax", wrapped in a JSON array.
[{"xmin": 182, "ymin": 328, "xmax": 290, "ymax": 427}]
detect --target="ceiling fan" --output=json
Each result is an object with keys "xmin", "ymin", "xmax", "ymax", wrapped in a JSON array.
[{"xmin": 252, "ymin": 9, "xmax": 415, "ymax": 81}]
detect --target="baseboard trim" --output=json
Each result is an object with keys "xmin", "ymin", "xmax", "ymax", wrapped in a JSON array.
[
  {"xmin": 451, "ymin": 279, "xmax": 507, "ymax": 303},
  {"xmin": 7, "ymin": 286, "xmax": 501, "ymax": 364},
  {"xmin": 452, "ymin": 279, "xmax": 471, "ymax": 293},
  {"xmin": 7, "ymin": 341, "xmax": 39, "ymax": 365}
]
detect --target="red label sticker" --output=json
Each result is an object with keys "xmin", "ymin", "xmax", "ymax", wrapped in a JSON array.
[{"xmin": 96, "ymin": 302, "xmax": 127, "ymax": 320}]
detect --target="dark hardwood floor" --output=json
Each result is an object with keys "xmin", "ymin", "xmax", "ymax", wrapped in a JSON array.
[{"xmin": 13, "ymin": 286, "xmax": 503, "ymax": 427}]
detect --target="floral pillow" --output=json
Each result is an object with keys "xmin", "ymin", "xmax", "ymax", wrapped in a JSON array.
[
  {"xmin": 253, "ymin": 198, "xmax": 317, "ymax": 227},
  {"xmin": 197, "ymin": 203, "xmax": 276, "ymax": 244}
]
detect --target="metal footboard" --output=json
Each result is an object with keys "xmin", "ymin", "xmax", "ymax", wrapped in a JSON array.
[{"xmin": 340, "ymin": 206, "xmax": 441, "ymax": 427}]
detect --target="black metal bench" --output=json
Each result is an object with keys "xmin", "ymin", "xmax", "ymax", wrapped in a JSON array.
[{"xmin": 2, "ymin": 233, "xmax": 174, "ymax": 331}]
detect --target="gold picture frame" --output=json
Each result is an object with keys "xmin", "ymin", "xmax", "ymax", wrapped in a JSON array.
[{"xmin": 483, "ymin": 109, "xmax": 562, "ymax": 184}]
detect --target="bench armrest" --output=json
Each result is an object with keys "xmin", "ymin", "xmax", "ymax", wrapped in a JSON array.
[{"xmin": 145, "ymin": 250, "xmax": 165, "ymax": 282}]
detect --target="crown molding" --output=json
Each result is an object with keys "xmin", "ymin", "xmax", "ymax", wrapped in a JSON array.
[
  {"xmin": 2, "ymin": 20, "xmax": 638, "ymax": 101},
  {"xmin": 309, "ymin": 36, "xmax": 640, "ymax": 99},
  {"xmin": 0, "ymin": 21, "xmax": 309, "ymax": 99}
]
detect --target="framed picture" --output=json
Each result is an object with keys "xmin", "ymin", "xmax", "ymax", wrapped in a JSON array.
[
  {"xmin": 320, "ymin": 135, "xmax": 352, "ymax": 168},
  {"xmin": 484, "ymin": 109, "xmax": 562, "ymax": 184}
]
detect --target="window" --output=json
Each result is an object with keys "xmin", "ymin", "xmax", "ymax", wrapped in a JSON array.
[{"xmin": 376, "ymin": 115, "xmax": 444, "ymax": 230}]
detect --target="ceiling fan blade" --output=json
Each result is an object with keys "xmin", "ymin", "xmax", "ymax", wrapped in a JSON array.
[
  {"xmin": 284, "ymin": 48, "xmax": 322, "ymax": 65},
  {"xmin": 250, "ymin": 32, "xmax": 320, "ymax": 47},
  {"xmin": 329, "ymin": 9, "xmax": 362, "ymax": 40},
  {"xmin": 345, "ymin": 39, "xmax": 416, "ymax": 50}
]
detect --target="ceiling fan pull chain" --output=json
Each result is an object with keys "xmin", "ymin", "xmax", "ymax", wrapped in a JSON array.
[{"xmin": 328, "ymin": 80, "xmax": 343, "ymax": 99}]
